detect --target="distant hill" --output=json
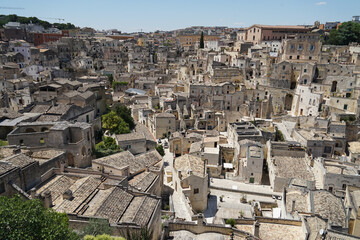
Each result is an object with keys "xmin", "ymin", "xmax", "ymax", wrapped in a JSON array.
[{"xmin": 0, "ymin": 14, "xmax": 77, "ymax": 30}]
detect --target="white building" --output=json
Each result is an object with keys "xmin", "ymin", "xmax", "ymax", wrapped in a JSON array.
[{"xmin": 291, "ymin": 85, "xmax": 322, "ymax": 117}]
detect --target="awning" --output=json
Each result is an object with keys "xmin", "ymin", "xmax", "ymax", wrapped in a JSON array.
[{"xmin": 223, "ymin": 163, "xmax": 233, "ymax": 169}]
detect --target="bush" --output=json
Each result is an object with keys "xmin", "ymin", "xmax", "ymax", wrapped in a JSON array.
[
  {"xmin": 94, "ymin": 137, "xmax": 120, "ymax": 158},
  {"xmin": 225, "ymin": 218, "xmax": 236, "ymax": 227},
  {"xmin": 156, "ymin": 144, "xmax": 165, "ymax": 156},
  {"xmin": 275, "ymin": 129, "xmax": 285, "ymax": 142}
]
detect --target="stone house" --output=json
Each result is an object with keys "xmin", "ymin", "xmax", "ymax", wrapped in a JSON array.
[
  {"xmin": 238, "ymin": 140, "xmax": 264, "ymax": 184},
  {"xmin": 0, "ymin": 149, "xmax": 66, "ymax": 196},
  {"xmin": 31, "ymin": 168, "xmax": 162, "ymax": 239},
  {"xmin": 7, "ymin": 121, "xmax": 94, "ymax": 168},
  {"xmin": 149, "ymin": 112, "xmax": 176, "ymax": 139},
  {"xmin": 173, "ymin": 154, "xmax": 209, "ymax": 212},
  {"xmin": 266, "ymin": 141, "xmax": 315, "ymax": 192},
  {"xmin": 292, "ymin": 129, "xmax": 337, "ymax": 158}
]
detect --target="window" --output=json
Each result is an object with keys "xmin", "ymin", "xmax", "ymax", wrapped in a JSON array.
[
  {"xmin": 0, "ymin": 182, "xmax": 4, "ymax": 194},
  {"xmin": 297, "ymin": 55, "xmax": 300, "ymax": 60},
  {"xmin": 344, "ymin": 104, "xmax": 348, "ymax": 110},
  {"xmin": 126, "ymin": 145, "xmax": 131, "ymax": 150},
  {"xmin": 304, "ymin": 69, "xmax": 307, "ymax": 73},
  {"xmin": 329, "ymin": 187, "xmax": 333, "ymax": 192},
  {"xmin": 324, "ymin": 146, "xmax": 332, "ymax": 153},
  {"xmin": 342, "ymin": 184, "xmax": 347, "ymax": 190},
  {"xmin": 251, "ymin": 173, "xmax": 253, "ymax": 176},
  {"xmin": 194, "ymin": 188, "xmax": 199, "ymax": 194},
  {"xmin": 20, "ymin": 139, "xmax": 24, "ymax": 145}
]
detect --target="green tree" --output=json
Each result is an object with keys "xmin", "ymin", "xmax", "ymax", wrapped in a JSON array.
[
  {"xmin": 80, "ymin": 219, "xmax": 111, "ymax": 238},
  {"xmin": 115, "ymin": 105, "xmax": 135, "ymax": 130},
  {"xmin": 106, "ymin": 74, "xmax": 114, "ymax": 85},
  {"xmin": 102, "ymin": 111, "xmax": 130, "ymax": 135},
  {"xmin": 0, "ymin": 194, "xmax": 79, "ymax": 240},
  {"xmin": 94, "ymin": 136, "xmax": 120, "ymax": 158},
  {"xmin": 155, "ymin": 144, "xmax": 165, "ymax": 156},
  {"xmin": 84, "ymin": 234, "xmax": 125, "ymax": 240},
  {"xmin": 199, "ymin": 31, "xmax": 204, "ymax": 49},
  {"xmin": 275, "ymin": 129, "xmax": 285, "ymax": 142},
  {"xmin": 328, "ymin": 21, "xmax": 360, "ymax": 45}
]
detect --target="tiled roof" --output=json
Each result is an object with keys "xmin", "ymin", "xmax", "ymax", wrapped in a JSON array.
[
  {"xmin": 129, "ymin": 171, "xmax": 158, "ymax": 192},
  {"xmin": 174, "ymin": 154, "xmax": 205, "ymax": 178},
  {"xmin": 95, "ymin": 187, "xmax": 133, "ymax": 224}
]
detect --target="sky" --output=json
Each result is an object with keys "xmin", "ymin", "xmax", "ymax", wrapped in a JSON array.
[{"xmin": 0, "ymin": 0, "xmax": 359, "ymax": 33}]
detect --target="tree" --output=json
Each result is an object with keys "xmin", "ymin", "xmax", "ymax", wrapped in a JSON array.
[
  {"xmin": 328, "ymin": 21, "xmax": 360, "ymax": 45},
  {"xmin": 84, "ymin": 235, "xmax": 125, "ymax": 240},
  {"xmin": 94, "ymin": 136, "xmax": 120, "ymax": 158},
  {"xmin": 199, "ymin": 31, "xmax": 204, "ymax": 49},
  {"xmin": 155, "ymin": 144, "xmax": 165, "ymax": 156},
  {"xmin": 102, "ymin": 111, "xmax": 130, "ymax": 135},
  {"xmin": 275, "ymin": 129, "xmax": 285, "ymax": 142},
  {"xmin": 124, "ymin": 227, "xmax": 153, "ymax": 240},
  {"xmin": 106, "ymin": 74, "xmax": 114, "ymax": 85},
  {"xmin": 115, "ymin": 105, "xmax": 135, "ymax": 130},
  {"xmin": 80, "ymin": 219, "xmax": 112, "ymax": 238},
  {"xmin": 0, "ymin": 194, "xmax": 79, "ymax": 240}
]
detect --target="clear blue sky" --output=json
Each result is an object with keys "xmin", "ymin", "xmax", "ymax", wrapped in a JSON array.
[{"xmin": 0, "ymin": 0, "xmax": 359, "ymax": 33}]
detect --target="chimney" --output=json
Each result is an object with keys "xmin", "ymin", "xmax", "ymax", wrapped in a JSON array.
[
  {"xmin": 62, "ymin": 189, "xmax": 73, "ymax": 200},
  {"xmin": 13, "ymin": 148, "xmax": 21, "ymax": 154},
  {"xmin": 60, "ymin": 161, "xmax": 65, "ymax": 173},
  {"xmin": 197, "ymin": 213, "xmax": 204, "ymax": 226},
  {"xmin": 291, "ymin": 200, "xmax": 296, "ymax": 213},
  {"xmin": 253, "ymin": 220, "xmax": 260, "ymax": 238},
  {"xmin": 43, "ymin": 190, "xmax": 52, "ymax": 208}
]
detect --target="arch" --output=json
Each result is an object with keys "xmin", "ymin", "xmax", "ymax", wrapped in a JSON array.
[
  {"xmin": 67, "ymin": 153, "xmax": 74, "ymax": 167},
  {"xmin": 81, "ymin": 146, "xmax": 87, "ymax": 156},
  {"xmin": 41, "ymin": 127, "xmax": 49, "ymax": 132},
  {"xmin": 331, "ymin": 81, "xmax": 337, "ymax": 93},
  {"xmin": 284, "ymin": 94, "xmax": 293, "ymax": 111},
  {"xmin": 25, "ymin": 128, "xmax": 36, "ymax": 133}
]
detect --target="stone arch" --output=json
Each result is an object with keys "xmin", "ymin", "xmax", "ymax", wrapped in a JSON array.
[
  {"xmin": 331, "ymin": 81, "xmax": 337, "ymax": 92},
  {"xmin": 284, "ymin": 94, "xmax": 293, "ymax": 111},
  {"xmin": 41, "ymin": 127, "xmax": 49, "ymax": 132},
  {"xmin": 67, "ymin": 153, "xmax": 74, "ymax": 167},
  {"xmin": 81, "ymin": 146, "xmax": 87, "ymax": 156},
  {"xmin": 25, "ymin": 128, "xmax": 36, "ymax": 133}
]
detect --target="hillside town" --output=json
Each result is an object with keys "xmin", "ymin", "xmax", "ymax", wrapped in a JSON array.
[{"xmin": 1, "ymin": 13, "xmax": 360, "ymax": 240}]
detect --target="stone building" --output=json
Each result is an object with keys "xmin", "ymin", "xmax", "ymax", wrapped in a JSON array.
[
  {"xmin": 149, "ymin": 112, "xmax": 176, "ymax": 139},
  {"xmin": 32, "ymin": 168, "xmax": 162, "ymax": 239},
  {"xmin": 0, "ymin": 148, "xmax": 65, "ymax": 196},
  {"xmin": 7, "ymin": 121, "xmax": 94, "ymax": 168},
  {"xmin": 266, "ymin": 141, "xmax": 315, "ymax": 192},
  {"xmin": 279, "ymin": 33, "xmax": 322, "ymax": 62},
  {"xmin": 238, "ymin": 140, "xmax": 264, "ymax": 184},
  {"xmin": 173, "ymin": 154, "xmax": 209, "ymax": 212}
]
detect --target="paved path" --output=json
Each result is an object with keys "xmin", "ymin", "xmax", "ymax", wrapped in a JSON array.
[
  {"xmin": 172, "ymin": 190, "xmax": 192, "ymax": 221},
  {"xmin": 210, "ymin": 178, "xmax": 280, "ymax": 197},
  {"xmin": 274, "ymin": 121, "xmax": 295, "ymax": 141}
]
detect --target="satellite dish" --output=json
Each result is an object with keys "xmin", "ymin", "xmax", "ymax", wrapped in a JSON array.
[{"xmin": 319, "ymin": 229, "xmax": 324, "ymax": 235}]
